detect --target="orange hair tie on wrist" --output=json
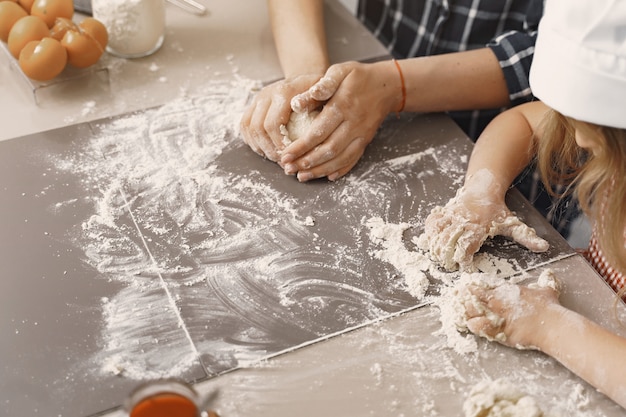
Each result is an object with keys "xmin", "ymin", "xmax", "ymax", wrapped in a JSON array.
[{"xmin": 392, "ymin": 59, "xmax": 406, "ymax": 115}]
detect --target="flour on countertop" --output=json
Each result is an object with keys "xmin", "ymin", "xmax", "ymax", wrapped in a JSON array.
[
  {"xmin": 464, "ymin": 378, "xmax": 544, "ymax": 417},
  {"xmin": 473, "ymin": 252, "xmax": 524, "ymax": 278},
  {"xmin": 55, "ymin": 78, "xmax": 456, "ymax": 380},
  {"xmin": 384, "ymin": 147, "xmax": 437, "ymax": 170},
  {"xmin": 435, "ymin": 273, "xmax": 485, "ymax": 354},
  {"xmin": 364, "ymin": 216, "xmax": 431, "ymax": 300},
  {"xmin": 57, "ymin": 78, "xmax": 305, "ymax": 379},
  {"xmin": 49, "ymin": 75, "xmax": 566, "ymax": 416},
  {"xmin": 362, "ymin": 215, "xmax": 548, "ymax": 357}
]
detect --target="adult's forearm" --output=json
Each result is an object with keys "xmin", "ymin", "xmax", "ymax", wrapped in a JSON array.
[
  {"xmin": 267, "ymin": 0, "xmax": 330, "ymax": 78},
  {"xmin": 401, "ymin": 48, "xmax": 511, "ymax": 113}
]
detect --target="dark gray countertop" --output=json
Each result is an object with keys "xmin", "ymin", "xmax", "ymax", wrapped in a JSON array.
[
  {"xmin": 2, "ymin": 91, "xmax": 621, "ymax": 416},
  {"xmin": 1, "ymin": 3, "xmax": 623, "ymax": 415}
]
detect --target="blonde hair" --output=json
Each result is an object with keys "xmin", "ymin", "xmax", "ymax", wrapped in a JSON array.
[{"xmin": 536, "ymin": 110, "xmax": 626, "ymax": 297}]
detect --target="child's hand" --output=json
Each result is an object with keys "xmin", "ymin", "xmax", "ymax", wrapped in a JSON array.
[
  {"xmin": 462, "ymin": 281, "xmax": 561, "ymax": 349},
  {"xmin": 421, "ymin": 170, "xmax": 548, "ymax": 271}
]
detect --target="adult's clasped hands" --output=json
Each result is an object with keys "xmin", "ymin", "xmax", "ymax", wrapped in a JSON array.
[{"xmin": 240, "ymin": 61, "xmax": 399, "ymax": 182}]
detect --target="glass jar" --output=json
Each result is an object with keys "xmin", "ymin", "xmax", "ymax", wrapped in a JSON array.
[
  {"xmin": 124, "ymin": 379, "xmax": 219, "ymax": 417},
  {"xmin": 92, "ymin": 0, "xmax": 165, "ymax": 58}
]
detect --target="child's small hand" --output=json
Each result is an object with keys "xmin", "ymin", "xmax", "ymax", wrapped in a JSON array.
[
  {"xmin": 463, "ymin": 281, "xmax": 560, "ymax": 349},
  {"xmin": 422, "ymin": 191, "xmax": 505, "ymax": 271},
  {"xmin": 422, "ymin": 170, "xmax": 549, "ymax": 271}
]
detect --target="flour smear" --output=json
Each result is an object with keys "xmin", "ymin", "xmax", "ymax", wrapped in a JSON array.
[
  {"xmin": 50, "ymin": 77, "xmax": 573, "ymax": 417},
  {"xmin": 54, "ymin": 77, "xmax": 475, "ymax": 381}
]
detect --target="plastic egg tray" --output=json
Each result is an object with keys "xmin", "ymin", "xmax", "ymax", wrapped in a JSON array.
[{"xmin": 1, "ymin": 39, "xmax": 109, "ymax": 105}]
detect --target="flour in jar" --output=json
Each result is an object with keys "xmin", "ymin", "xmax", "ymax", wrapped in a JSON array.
[{"xmin": 92, "ymin": 0, "xmax": 165, "ymax": 58}]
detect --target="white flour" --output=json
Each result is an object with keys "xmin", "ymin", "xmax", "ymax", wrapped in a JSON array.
[
  {"xmin": 92, "ymin": 0, "xmax": 165, "ymax": 57},
  {"xmin": 56, "ymin": 78, "xmax": 454, "ymax": 380},
  {"xmin": 364, "ymin": 216, "xmax": 431, "ymax": 300},
  {"xmin": 59, "ymin": 78, "xmax": 309, "ymax": 379},
  {"xmin": 49, "ymin": 76, "xmax": 571, "ymax": 417},
  {"xmin": 464, "ymin": 378, "xmax": 544, "ymax": 417}
]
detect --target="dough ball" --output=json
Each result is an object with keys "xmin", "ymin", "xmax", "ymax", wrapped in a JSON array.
[{"xmin": 279, "ymin": 110, "xmax": 320, "ymax": 146}]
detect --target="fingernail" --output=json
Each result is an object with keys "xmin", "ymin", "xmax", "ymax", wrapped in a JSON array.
[
  {"xmin": 297, "ymin": 172, "xmax": 313, "ymax": 182},
  {"xmin": 284, "ymin": 163, "xmax": 297, "ymax": 175},
  {"xmin": 281, "ymin": 153, "xmax": 294, "ymax": 164},
  {"xmin": 291, "ymin": 96, "xmax": 305, "ymax": 113}
]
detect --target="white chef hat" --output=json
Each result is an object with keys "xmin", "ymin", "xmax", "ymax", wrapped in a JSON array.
[{"xmin": 529, "ymin": 0, "xmax": 626, "ymax": 129}]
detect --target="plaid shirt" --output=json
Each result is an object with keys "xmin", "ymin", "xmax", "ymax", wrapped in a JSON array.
[
  {"xmin": 357, "ymin": 0, "xmax": 544, "ymax": 139},
  {"xmin": 356, "ymin": 0, "xmax": 581, "ymax": 239}
]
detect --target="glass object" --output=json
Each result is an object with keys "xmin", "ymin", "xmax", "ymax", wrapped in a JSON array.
[
  {"xmin": 124, "ymin": 379, "xmax": 219, "ymax": 417},
  {"xmin": 92, "ymin": 0, "xmax": 165, "ymax": 58},
  {"xmin": 0, "ymin": 41, "xmax": 110, "ymax": 106}
]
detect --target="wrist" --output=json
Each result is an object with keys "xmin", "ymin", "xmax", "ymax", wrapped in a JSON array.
[
  {"xmin": 284, "ymin": 72, "xmax": 326, "ymax": 86},
  {"xmin": 284, "ymin": 64, "xmax": 328, "ymax": 80},
  {"xmin": 392, "ymin": 59, "xmax": 406, "ymax": 113},
  {"xmin": 282, "ymin": 52, "xmax": 329, "ymax": 80},
  {"xmin": 373, "ymin": 60, "xmax": 406, "ymax": 115},
  {"xmin": 526, "ymin": 303, "xmax": 569, "ymax": 352},
  {"xmin": 461, "ymin": 169, "xmax": 507, "ymax": 202}
]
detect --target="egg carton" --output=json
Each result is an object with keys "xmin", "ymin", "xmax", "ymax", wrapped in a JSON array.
[{"xmin": 0, "ymin": 39, "xmax": 109, "ymax": 106}]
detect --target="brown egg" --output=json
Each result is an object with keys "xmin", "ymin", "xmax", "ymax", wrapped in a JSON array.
[
  {"xmin": 7, "ymin": 15, "xmax": 48, "ymax": 58},
  {"xmin": 17, "ymin": 0, "xmax": 34, "ymax": 13},
  {"xmin": 0, "ymin": 1, "xmax": 28, "ymax": 42},
  {"xmin": 49, "ymin": 16, "xmax": 76, "ymax": 41},
  {"xmin": 61, "ymin": 28, "xmax": 103, "ymax": 68},
  {"xmin": 78, "ymin": 17, "xmax": 107, "ymax": 49},
  {"xmin": 30, "ymin": 0, "xmax": 73, "ymax": 28},
  {"xmin": 18, "ymin": 36, "xmax": 67, "ymax": 80}
]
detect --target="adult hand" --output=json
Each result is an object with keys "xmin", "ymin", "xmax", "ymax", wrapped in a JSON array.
[
  {"xmin": 422, "ymin": 170, "xmax": 549, "ymax": 271},
  {"xmin": 280, "ymin": 60, "xmax": 401, "ymax": 182},
  {"xmin": 462, "ymin": 280, "xmax": 561, "ymax": 349},
  {"xmin": 240, "ymin": 74, "xmax": 322, "ymax": 163}
]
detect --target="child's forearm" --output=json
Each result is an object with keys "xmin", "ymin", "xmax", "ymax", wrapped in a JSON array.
[
  {"xmin": 536, "ymin": 305, "xmax": 626, "ymax": 408},
  {"xmin": 464, "ymin": 101, "xmax": 550, "ymax": 198}
]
